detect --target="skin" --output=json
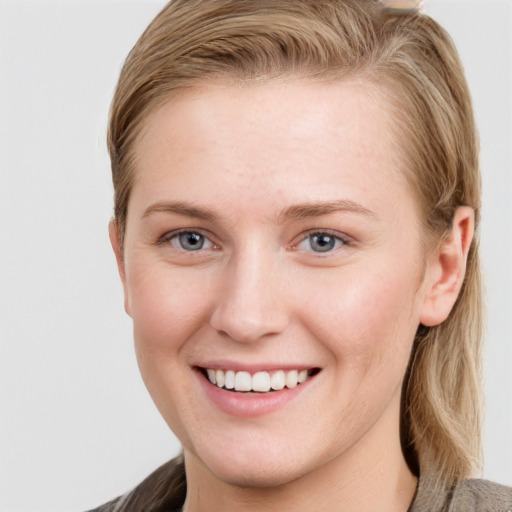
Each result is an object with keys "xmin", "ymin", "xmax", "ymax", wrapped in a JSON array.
[{"xmin": 110, "ymin": 79, "xmax": 474, "ymax": 511}]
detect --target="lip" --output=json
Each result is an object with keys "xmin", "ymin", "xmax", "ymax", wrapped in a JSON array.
[
  {"xmin": 194, "ymin": 360, "xmax": 314, "ymax": 373},
  {"xmin": 194, "ymin": 366, "xmax": 319, "ymax": 418}
]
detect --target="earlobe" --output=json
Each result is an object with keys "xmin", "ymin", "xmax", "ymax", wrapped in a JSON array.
[
  {"xmin": 420, "ymin": 206, "xmax": 474, "ymax": 327},
  {"xmin": 108, "ymin": 219, "xmax": 131, "ymax": 316}
]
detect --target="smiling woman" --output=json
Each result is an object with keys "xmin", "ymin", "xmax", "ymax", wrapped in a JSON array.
[{"xmin": 87, "ymin": 1, "xmax": 512, "ymax": 511}]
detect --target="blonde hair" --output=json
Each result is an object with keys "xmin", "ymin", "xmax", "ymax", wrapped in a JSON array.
[{"xmin": 108, "ymin": 0, "xmax": 482, "ymax": 492}]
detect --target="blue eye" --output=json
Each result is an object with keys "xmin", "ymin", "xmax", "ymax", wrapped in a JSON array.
[
  {"xmin": 298, "ymin": 232, "xmax": 347, "ymax": 253},
  {"xmin": 167, "ymin": 231, "xmax": 214, "ymax": 251}
]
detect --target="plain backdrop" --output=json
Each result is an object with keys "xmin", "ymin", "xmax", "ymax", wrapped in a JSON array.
[{"xmin": 0, "ymin": 1, "xmax": 510, "ymax": 510}]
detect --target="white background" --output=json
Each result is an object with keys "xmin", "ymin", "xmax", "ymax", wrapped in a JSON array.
[{"xmin": 0, "ymin": 1, "xmax": 510, "ymax": 510}]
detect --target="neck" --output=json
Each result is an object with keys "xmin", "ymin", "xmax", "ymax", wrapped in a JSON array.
[{"xmin": 182, "ymin": 401, "xmax": 417, "ymax": 512}]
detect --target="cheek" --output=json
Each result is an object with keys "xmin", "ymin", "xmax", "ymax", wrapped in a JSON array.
[
  {"xmin": 127, "ymin": 260, "xmax": 213, "ymax": 356},
  {"xmin": 299, "ymin": 263, "xmax": 422, "ymax": 369},
  {"xmin": 126, "ymin": 262, "xmax": 210, "ymax": 432}
]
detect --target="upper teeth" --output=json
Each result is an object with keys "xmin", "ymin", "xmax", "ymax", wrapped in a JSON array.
[{"xmin": 206, "ymin": 368, "xmax": 309, "ymax": 392}]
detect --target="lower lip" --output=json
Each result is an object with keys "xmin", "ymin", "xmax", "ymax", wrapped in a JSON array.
[{"xmin": 195, "ymin": 370, "xmax": 316, "ymax": 418}]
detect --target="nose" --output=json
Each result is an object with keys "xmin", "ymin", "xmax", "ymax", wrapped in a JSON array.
[{"xmin": 209, "ymin": 244, "xmax": 289, "ymax": 343}]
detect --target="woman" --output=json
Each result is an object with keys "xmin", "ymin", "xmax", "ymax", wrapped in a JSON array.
[{"xmin": 90, "ymin": 0, "xmax": 512, "ymax": 510}]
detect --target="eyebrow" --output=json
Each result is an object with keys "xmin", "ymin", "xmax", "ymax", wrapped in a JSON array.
[
  {"xmin": 142, "ymin": 199, "xmax": 376, "ymax": 223},
  {"xmin": 277, "ymin": 200, "xmax": 377, "ymax": 223},
  {"xmin": 142, "ymin": 201, "xmax": 216, "ymax": 221}
]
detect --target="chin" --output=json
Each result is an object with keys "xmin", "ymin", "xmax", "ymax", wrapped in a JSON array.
[
  {"xmin": 209, "ymin": 458, "xmax": 306, "ymax": 489},
  {"xmin": 187, "ymin": 437, "xmax": 315, "ymax": 489}
]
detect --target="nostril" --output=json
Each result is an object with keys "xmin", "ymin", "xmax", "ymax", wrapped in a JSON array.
[
  {"xmin": 208, "ymin": 271, "xmax": 289, "ymax": 343},
  {"xmin": 209, "ymin": 314, "xmax": 288, "ymax": 344}
]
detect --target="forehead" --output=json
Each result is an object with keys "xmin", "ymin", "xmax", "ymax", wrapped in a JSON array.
[
  {"xmin": 137, "ymin": 78, "xmax": 398, "ymax": 149},
  {"xmin": 131, "ymin": 78, "xmax": 413, "ymax": 222}
]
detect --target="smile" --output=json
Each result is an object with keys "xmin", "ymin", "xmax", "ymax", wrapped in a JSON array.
[{"xmin": 203, "ymin": 368, "xmax": 315, "ymax": 393}]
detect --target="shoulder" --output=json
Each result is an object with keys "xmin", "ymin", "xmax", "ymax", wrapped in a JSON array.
[
  {"xmin": 84, "ymin": 456, "xmax": 186, "ymax": 512},
  {"xmin": 411, "ymin": 476, "xmax": 512, "ymax": 512},
  {"xmin": 450, "ymin": 479, "xmax": 512, "ymax": 511}
]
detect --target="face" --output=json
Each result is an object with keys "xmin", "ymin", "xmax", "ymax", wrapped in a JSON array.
[{"xmin": 116, "ymin": 79, "xmax": 433, "ymax": 487}]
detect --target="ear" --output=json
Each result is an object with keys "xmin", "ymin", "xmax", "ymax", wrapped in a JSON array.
[
  {"xmin": 108, "ymin": 219, "xmax": 131, "ymax": 316},
  {"xmin": 420, "ymin": 206, "xmax": 474, "ymax": 327}
]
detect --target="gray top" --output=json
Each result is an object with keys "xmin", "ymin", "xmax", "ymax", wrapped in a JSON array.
[{"xmin": 410, "ymin": 477, "xmax": 512, "ymax": 512}]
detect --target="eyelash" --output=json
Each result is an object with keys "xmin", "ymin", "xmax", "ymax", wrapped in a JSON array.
[
  {"xmin": 157, "ymin": 230, "xmax": 219, "ymax": 252},
  {"xmin": 158, "ymin": 229, "xmax": 352, "ymax": 254},
  {"xmin": 294, "ymin": 230, "xmax": 352, "ymax": 254}
]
